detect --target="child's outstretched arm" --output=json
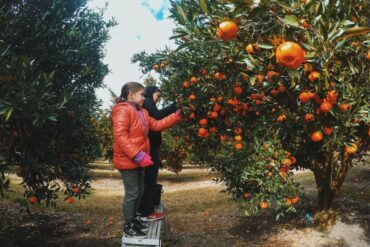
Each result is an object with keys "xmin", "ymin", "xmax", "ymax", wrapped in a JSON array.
[
  {"xmin": 149, "ymin": 110, "xmax": 181, "ymax": 132},
  {"xmin": 112, "ymin": 106, "xmax": 141, "ymax": 159}
]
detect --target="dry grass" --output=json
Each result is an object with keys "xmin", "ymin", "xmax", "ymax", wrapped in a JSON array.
[{"xmin": 1, "ymin": 162, "xmax": 369, "ymax": 247}]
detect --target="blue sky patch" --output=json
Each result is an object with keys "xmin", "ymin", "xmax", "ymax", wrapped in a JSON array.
[{"xmin": 141, "ymin": 0, "xmax": 170, "ymax": 21}]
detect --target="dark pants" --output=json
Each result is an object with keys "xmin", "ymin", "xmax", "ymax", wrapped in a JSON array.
[
  {"xmin": 138, "ymin": 147, "xmax": 160, "ymax": 217},
  {"xmin": 120, "ymin": 168, "xmax": 144, "ymax": 224}
]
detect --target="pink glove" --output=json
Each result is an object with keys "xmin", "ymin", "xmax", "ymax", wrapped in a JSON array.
[
  {"xmin": 133, "ymin": 151, "xmax": 153, "ymax": 168},
  {"xmin": 139, "ymin": 153, "xmax": 154, "ymax": 168}
]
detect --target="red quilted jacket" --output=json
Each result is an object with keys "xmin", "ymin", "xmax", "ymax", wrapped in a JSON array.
[{"xmin": 112, "ymin": 101, "xmax": 178, "ymax": 170}]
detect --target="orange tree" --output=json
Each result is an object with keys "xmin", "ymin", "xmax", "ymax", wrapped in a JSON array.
[
  {"xmin": 0, "ymin": 0, "xmax": 115, "ymax": 207},
  {"xmin": 133, "ymin": 0, "xmax": 369, "ymax": 228}
]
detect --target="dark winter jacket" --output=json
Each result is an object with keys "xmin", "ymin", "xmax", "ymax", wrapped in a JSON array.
[{"xmin": 143, "ymin": 86, "xmax": 177, "ymax": 149}]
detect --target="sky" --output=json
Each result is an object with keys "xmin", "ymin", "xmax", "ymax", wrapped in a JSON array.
[{"xmin": 87, "ymin": 0, "xmax": 176, "ymax": 108}]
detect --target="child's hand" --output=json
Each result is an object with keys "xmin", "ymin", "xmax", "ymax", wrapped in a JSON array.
[
  {"xmin": 134, "ymin": 151, "xmax": 154, "ymax": 168},
  {"xmin": 174, "ymin": 110, "xmax": 182, "ymax": 122},
  {"xmin": 139, "ymin": 153, "xmax": 154, "ymax": 168}
]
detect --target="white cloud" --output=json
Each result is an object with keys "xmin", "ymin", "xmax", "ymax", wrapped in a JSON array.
[{"xmin": 88, "ymin": 0, "xmax": 176, "ymax": 108}]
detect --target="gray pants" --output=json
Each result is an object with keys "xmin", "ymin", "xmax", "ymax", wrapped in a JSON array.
[{"xmin": 120, "ymin": 168, "xmax": 144, "ymax": 223}]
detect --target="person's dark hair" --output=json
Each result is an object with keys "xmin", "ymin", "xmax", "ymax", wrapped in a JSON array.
[
  {"xmin": 115, "ymin": 82, "xmax": 144, "ymax": 103},
  {"xmin": 144, "ymin": 86, "xmax": 161, "ymax": 99}
]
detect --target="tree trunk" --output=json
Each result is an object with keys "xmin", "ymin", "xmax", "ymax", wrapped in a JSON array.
[{"xmin": 312, "ymin": 156, "xmax": 350, "ymax": 231}]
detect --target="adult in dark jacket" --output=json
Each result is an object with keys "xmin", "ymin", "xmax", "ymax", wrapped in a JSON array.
[{"xmin": 138, "ymin": 86, "xmax": 176, "ymax": 219}]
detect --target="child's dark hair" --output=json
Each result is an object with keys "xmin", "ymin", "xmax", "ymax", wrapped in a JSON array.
[{"xmin": 115, "ymin": 82, "xmax": 144, "ymax": 103}]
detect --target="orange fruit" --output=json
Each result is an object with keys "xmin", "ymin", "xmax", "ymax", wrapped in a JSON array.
[
  {"xmin": 299, "ymin": 92, "xmax": 311, "ymax": 103},
  {"xmin": 210, "ymin": 127, "xmax": 217, "ymax": 133},
  {"xmin": 220, "ymin": 135, "xmax": 227, "ymax": 142},
  {"xmin": 246, "ymin": 44, "xmax": 255, "ymax": 53},
  {"xmin": 311, "ymin": 131, "xmax": 323, "ymax": 142},
  {"xmin": 308, "ymin": 71, "xmax": 320, "ymax": 82},
  {"xmin": 29, "ymin": 196, "xmax": 38, "ymax": 204},
  {"xmin": 214, "ymin": 72, "xmax": 226, "ymax": 80},
  {"xmin": 277, "ymin": 114, "xmax": 286, "ymax": 122},
  {"xmin": 300, "ymin": 19, "xmax": 309, "ymax": 29},
  {"xmin": 270, "ymin": 89, "xmax": 279, "ymax": 96},
  {"xmin": 66, "ymin": 197, "xmax": 74, "ymax": 204},
  {"xmin": 344, "ymin": 143, "xmax": 358, "ymax": 154},
  {"xmin": 217, "ymin": 96, "xmax": 224, "ymax": 102},
  {"xmin": 285, "ymin": 198, "xmax": 292, "ymax": 206},
  {"xmin": 213, "ymin": 104, "xmax": 221, "ymax": 112},
  {"xmin": 320, "ymin": 101, "xmax": 332, "ymax": 113},
  {"xmin": 234, "ymin": 135, "xmax": 242, "ymax": 142},
  {"xmin": 260, "ymin": 201, "xmax": 268, "ymax": 209},
  {"xmin": 235, "ymin": 143, "xmax": 243, "ymax": 150},
  {"xmin": 190, "ymin": 77, "xmax": 199, "ymax": 84},
  {"xmin": 189, "ymin": 113, "xmax": 195, "ymax": 119},
  {"xmin": 304, "ymin": 63, "xmax": 313, "ymax": 72},
  {"xmin": 200, "ymin": 69, "xmax": 207, "ymax": 75},
  {"xmin": 183, "ymin": 81, "xmax": 190, "ymax": 88},
  {"xmin": 290, "ymin": 156, "xmax": 296, "ymax": 164},
  {"xmin": 216, "ymin": 21, "xmax": 238, "ymax": 41},
  {"xmin": 257, "ymin": 74, "xmax": 265, "ymax": 85},
  {"xmin": 276, "ymin": 41, "xmax": 305, "ymax": 69},
  {"xmin": 323, "ymin": 126, "xmax": 333, "ymax": 136},
  {"xmin": 234, "ymin": 86, "xmax": 243, "ymax": 95},
  {"xmin": 188, "ymin": 94, "xmax": 197, "ymax": 100},
  {"xmin": 339, "ymin": 103, "xmax": 351, "ymax": 112},
  {"xmin": 291, "ymin": 196, "xmax": 300, "ymax": 204},
  {"xmin": 278, "ymin": 85, "xmax": 286, "ymax": 92},
  {"xmin": 220, "ymin": 109, "xmax": 226, "ymax": 116},
  {"xmin": 198, "ymin": 127, "xmax": 207, "ymax": 135},
  {"xmin": 307, "ymin": 92, "xmax": 316, "ymax": 99},
  {"xmin": 243, "ymin": 193, "xmax": 250, "ymax": 198},
  {"xmin": 267, "ymin": 71, "xmax": 279, "ymax": 82},
  {"xmin": 279, "ymin": 171, "xmax": 286, "ymax": 178},
  {"xmin": 234, "ymin": 128, "xmax": 242, "ymax": 135},
  {"xmin": 71, "ymin": 187, "xmax": 80, "ymax": 193},
  {"xmin": 283, "ymin": 158, "xmax": 292, "ymax": 166},
  {"xmin": 209, "ymin": 111, "xmax": 218, "ymax": 119},
  {"xmin": 326, "ymin": 90, "xmax": 338, "ymax": 105},
  {"xmin": 367, "ymin": 50, "xmax": 370, "ymax": 61},
  {"xmin": 250, "ymin": 93, "xmax": 259, "ymax": 100},
  {"xmin": 152, "ymin": 64, "xmax": 160, "ymax": 70},
  {"xmin": 199, "ymin": 118, "xmax": 208, "ymax": 126}
]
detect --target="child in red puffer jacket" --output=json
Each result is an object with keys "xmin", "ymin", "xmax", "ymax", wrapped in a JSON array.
[{"xmin": 112, "ymin": 81, "xmax": 180, "ymax": 238}]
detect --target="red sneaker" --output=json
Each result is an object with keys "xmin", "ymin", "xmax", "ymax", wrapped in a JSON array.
[{"xmin": 140, "ymin": 211, "xmax": 164, "ymax": 222}]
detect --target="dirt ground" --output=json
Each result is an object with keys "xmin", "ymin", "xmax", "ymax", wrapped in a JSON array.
[{"xmin": 0, "ymin": 161, "xmax": 369, "ymax": 247}]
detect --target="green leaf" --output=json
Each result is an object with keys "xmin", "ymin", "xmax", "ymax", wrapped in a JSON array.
[
  {"xmin": 177, "ymin": 5, "xmax": 188, "ymax": 24},
  {"xmin": 334, "ymin": 27, "xmax": 370, "ymax": 41},
  {"xmin": 176, "ymin": 42, "xmax": 191, "ymax": 51},
  {"xmin": 200, "ymin": 0, "xmax": 208, "ymax": 14},
  {"xmin": 258, "ymin": 43, "xmax": 273, "ymax": 49},
  {"xmin": 283, "ymin": 15, "xmax": 299, "ymax": 28},
  {"xmin": 5, "ymin": 108, "xmax": 13, "ymax": 121},
  {"xmin": 272, "ymin": 0, "xmax": 295, "ymax": 11},
  {"xmin": 48, "ymin": 115, "xmax": 58, "ymax": 122}
]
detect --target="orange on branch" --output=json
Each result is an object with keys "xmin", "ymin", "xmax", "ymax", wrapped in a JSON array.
[
  {"xmin": 199, "ymin": 118, "xmax": 208, "ymax": 126},
  {"xmin": 344, "ymin": 143, "xmax": 358, "ymax": 154},
  {"xmin": 320, "ymin": 101, "xmax": 332, "ymax": 113},
  {"xmin": 308, "ymin": 71, "xmax": 321, "ymax": 82},
  {"xmin": 276, "ymin": 41, "xmax": 305, "ymax": 69},
  {"xmin": 183, "ymin": 81, "xmax": 190, "ymax": 88},
  {"xmin": 216, "ymin": 21, "xmax": 238, "ymax": 41},
  {"xmin": 311, "ymin": 131, "xmax": 323, "ymax": 142},
  {"xmin": 324, "ymin": 126, "xmax": 334, "ymax": 136}
]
